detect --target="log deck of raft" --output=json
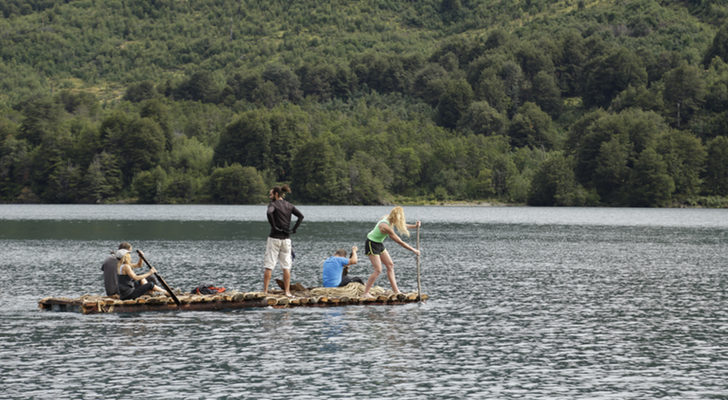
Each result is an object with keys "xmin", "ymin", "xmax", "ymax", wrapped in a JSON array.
[{"xmin": 38, "ymin": 283, "xmax": 428, "ymax": 315}]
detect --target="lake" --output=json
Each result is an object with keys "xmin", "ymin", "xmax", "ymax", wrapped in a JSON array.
[{"xmin": 1, "ymin": 205, "xmax": 726, "ymax": 399}]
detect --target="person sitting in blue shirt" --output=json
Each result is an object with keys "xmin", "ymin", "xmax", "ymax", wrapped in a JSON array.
[{"xmin": 322, "ymin": 246, "xmax": 363, "ymax": 287}]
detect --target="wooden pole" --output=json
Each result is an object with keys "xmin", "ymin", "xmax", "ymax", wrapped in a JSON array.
[
  {"xmin": 137, "ymin": 250, "xmax": 181, "ymax": 306},
  {"xmin": 416, "ymin": 224, "xmax": 422, "ymax": 301}
]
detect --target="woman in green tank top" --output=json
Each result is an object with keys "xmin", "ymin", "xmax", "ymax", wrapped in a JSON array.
[{"xmin": 361, "ymin": 206, "xmax": 421, "ymax": 298}]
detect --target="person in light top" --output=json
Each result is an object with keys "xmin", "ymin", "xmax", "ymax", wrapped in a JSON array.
[{"xmin": 361, "ymin": 206, "xmax": 420, "ymax": 299}]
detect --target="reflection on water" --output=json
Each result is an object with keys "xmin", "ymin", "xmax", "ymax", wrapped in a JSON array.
[{"xmin": 0, "ymin": 207, "xmax": 727, "ymax": 399}]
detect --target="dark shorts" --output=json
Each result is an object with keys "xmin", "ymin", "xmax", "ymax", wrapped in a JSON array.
[
  {"xmin": 338, "ymin": 276, "xmax": 363, "ymax": 287},
  {"xmin": 120, "ymin": 282, "xmax": 155, "ymax": 300},
  {"xmin": 365, "ymin": 239, "xmax": 385, "ymax": 256}
]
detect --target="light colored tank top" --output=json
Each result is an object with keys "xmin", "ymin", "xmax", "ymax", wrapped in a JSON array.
[{"xmin": 367, "ymin": 219, "xmax": 390, "ymax": 243}]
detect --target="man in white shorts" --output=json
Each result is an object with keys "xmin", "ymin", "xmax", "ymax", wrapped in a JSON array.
[{"xmin": 263, "ymin": 184, "xmax": 303, "ymax": 297}]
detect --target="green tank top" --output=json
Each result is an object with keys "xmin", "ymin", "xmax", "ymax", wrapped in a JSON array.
[{"xmin": 367, "ymin": 219, "xmax": 390, "ymax": 243}]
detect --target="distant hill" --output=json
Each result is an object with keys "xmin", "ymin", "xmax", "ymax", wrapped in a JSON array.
[{"xmin": 1, "ymin": 0, "xmax": 727, "ymax": 206}]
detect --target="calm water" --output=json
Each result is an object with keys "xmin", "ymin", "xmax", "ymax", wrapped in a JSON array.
[{"xmin": 1, "ymin": 205, "xmax": 727, "ymax": 399}]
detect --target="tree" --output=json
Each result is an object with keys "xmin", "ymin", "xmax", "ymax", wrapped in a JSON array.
[
  {"xmin": 298, "ymin": 62, "xmax": 334, "ymax": 100},
  {"xmin": 46, "ymin": 160, "xmax": 84, "ymax": 203},
  {"xmin": 593, "ymin": 136, "xmax": 631, "ymax": 205},
  {"xmin": 268, "ymin": 106, "xmax": 312, "ymax": 181},
  {"xmin": 163, "ymin": 171, "xmax": 206, "ymax": 204},
  {"xmin": 83, "ymin": 152, "xmax": 123, "ymax": 203},
  {"xmin": 209, "ymin": 164, "xmax": 266, "ymax": 204},
  {"xmin": 176, "ymin": 71, "xmax": 221, "ymax": 103},
  {"xmin": 490, "ymin": 154, "xmax": 516, "ymax": 198},
  {"xmin": 0, "ymin": 135, "xmax": 31, "ymax": 201},
  {"xmin": 124, "ymin": 80, "xmax": 158, "ymax": 102},
  {"xmin": 298, "ymin": 62, "xmax": 340, "ymax": 100},
  {"xmin": 467, "ymin": 167, "xmax": 495, "ymax": 199},
  {"xmin": 662, "ymin": 63, "xmax": 706, "ymax": 128},
  {"xmin": 529, "ymin": 70, "xmax": 562, "ymax": 116},
  {"xmin": 457, "ymin": 101, "xmax": 507, "ymax": 136},
  {"xmin": 411, "ymin": 63, "xmax": 449, "ymax": 106},
  {"xmin": 133, "ymin": 166, "xmax": 168, "ymax": 204},
  {"xmin": 223, "ymin": 72, "xmax": 262, "ymax": 102},
  {"xmin": 584, "ymin": 47, "xmax": 647, "ymax": 108},
  {"xmin": 139, "ymin": 99, "xmax": 172, "ymax": 150},
  {"xmin": 262, "ymin": 63, "xmax": 302, "ymax": 102},
  {"xmin": 657, "ymin": 130, "xmax": 706, "ymax": 200},
  {"xmin": 99, "ymin": 111, "xmax": 132, "ymax": 148},
  {"xmin": 57, "ymin": 90, "xmax": 99, "ymax": 117},
  {"xmin": 629, "ymin": 148, "xmax": 675, "ymax": 207},
  {"xmin": 119, "ymin": 117, "xmax": 166, "ymax": 183},
  {"xmin": 704, "ymin": 23, "xmax": 728, "ymax": 65},
  {"xmin": 515, "ymin": 42, "xmax": 554, "ymax": 80},
  {"xmin": 555, "ymin": 30, "xmax": 586, "ymax": 97},
  {"xmin": 499, "ymin": 61, "xmax": 524, "ymax": 116},
  {"xmin": 290, "ymin": 138, "xmax": 347, "ymax": 203},
  {"xmin": 213, "ymin": 111, "xmax": 272, "ymax": 170},
  {"xmin": 610, "ymin": 85, "xmax": 662, "ymax": 112},
  {"xmin": 704, "ymin": 57, "xmax": 728, "ymax": 113},
  {"xmin": 351, "ymin": 53, "xmax": 408, "ymax": 94},
  {"xmin": 17, "ymin": 96, "xmax": 64, "ymax": 146},
  {"xmin": 29, "ymin": 128, "xmax": 76, "ymax": 202},
  {"xmin": 390, "ymin": 147, "xmax": 422, "ymax": 195},
  {"xmin": 436, "ymin": 79, "xmax": 473, "ymax": 129},
  {"xmin": 569, "ymin": 109, "xmax": 668, "ymax": 192},
  {"xmin": 527, "ymin": 153, "xmax": 586, "ymax": 206},
  {"xmin": 347, "ymin": 151, "xmax": 388, "ymax": 204},
  {"xmin": 440, "ymin": 0, "xmax": 464, "ymax": 23},
  {"xmin": 704, "ymin": 136, "xmax": 728, "ymax": 195},
  {"xmin": 507, "ymin": 102, "xmax": 557, "ymax": 149}
]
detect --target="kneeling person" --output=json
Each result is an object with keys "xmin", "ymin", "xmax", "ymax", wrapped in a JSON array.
[{"xmin": 322, "ymin": 246, "xmax": 363, "ymax": 288}]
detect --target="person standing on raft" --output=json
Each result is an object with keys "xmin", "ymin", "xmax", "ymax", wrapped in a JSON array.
[
  {"xmin": 263, "ymin": 184, "xmax": 303, "ymax": 297},
  {"xmin": 361, "ymin": 206, "xmax": 420, "ymax": 298}
]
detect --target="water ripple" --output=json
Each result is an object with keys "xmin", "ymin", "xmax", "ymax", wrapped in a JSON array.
[{"xmin": 1, "ymin": 215, "xmax": 728, "ymax": 399}]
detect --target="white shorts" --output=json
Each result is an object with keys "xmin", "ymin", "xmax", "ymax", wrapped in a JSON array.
[{"xmin": 263, "ymin": 237, "xmax": 292, "ymax": 270}]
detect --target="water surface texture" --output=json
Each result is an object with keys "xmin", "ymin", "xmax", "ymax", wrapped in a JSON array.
[{"xmin": 1, "ymin": 205, "xmax": 726, "ymax": 399}]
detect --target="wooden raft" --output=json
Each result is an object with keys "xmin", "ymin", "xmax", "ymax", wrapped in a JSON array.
[{"xmin": 38, "ymin": 286, "xmax": 428, "ymax": 315}]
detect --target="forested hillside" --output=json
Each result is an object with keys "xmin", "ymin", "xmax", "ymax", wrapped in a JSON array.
[{"xmin": 1, "ymin": 0, "xmax": 728, "ymax": 206}]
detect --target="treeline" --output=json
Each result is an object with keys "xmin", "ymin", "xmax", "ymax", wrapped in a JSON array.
[{"xmin": 1, "ymin": 0, "xmax": 728, "ymax": 206}]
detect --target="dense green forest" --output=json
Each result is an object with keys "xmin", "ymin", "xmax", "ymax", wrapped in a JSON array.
[{"xmin": 1, "ymin": 0, "xmax": 728, "ymax": 206}]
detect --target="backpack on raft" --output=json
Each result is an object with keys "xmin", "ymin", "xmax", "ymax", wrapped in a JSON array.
[{"xmin": 192, "ymin": 285, "xmax": 226, "ymax": 295}]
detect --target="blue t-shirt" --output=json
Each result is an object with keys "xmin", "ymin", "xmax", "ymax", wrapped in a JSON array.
[{"xmin": 322, "ymin": 256, "xmax": 349, "ymax": 287}]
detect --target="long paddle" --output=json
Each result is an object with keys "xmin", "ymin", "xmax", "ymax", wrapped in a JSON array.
[
  {"xmin": 416, "ymin": 223, "xmax": 422, "ymax": 301},
  {"xmin": 137, "ymin": 250, "xmax": 181, "ymax": 306}
]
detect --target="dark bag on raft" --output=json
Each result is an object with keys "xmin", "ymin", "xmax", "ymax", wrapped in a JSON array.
[{"xmin": 191, "ymin": 284, "xmax": 226, "ymax": 295}]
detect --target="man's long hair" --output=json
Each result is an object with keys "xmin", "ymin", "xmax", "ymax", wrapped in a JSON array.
[{"xmin": 271, "ymin": 184, "xmax": 291, "ymax": 198}]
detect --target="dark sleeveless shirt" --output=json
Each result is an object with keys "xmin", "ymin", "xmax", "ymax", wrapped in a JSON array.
[{"xmin": 117, "ymin": 265, "xmax": 136, "ymax": 298}]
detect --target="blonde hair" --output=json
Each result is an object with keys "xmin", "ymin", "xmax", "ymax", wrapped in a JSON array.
[
  {"xmin": 386, "ymin": 206, "xmax": 410, "ymax": 237},
  {"xmin": 117, "ymin": 253, "xmax": 131, "ymax": 269}
]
